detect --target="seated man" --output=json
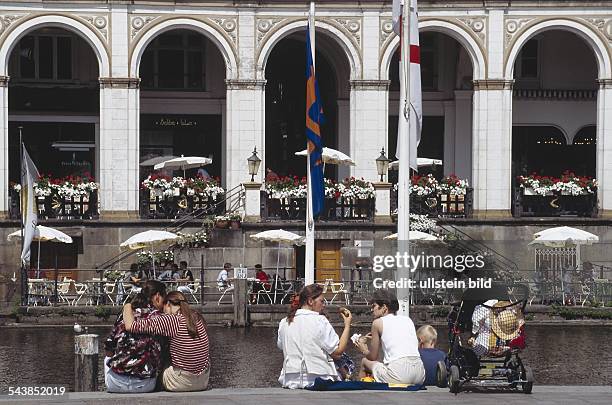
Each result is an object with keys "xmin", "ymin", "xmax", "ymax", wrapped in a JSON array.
[
  {"xmin": 177, "ymin": 261, "xmax": 195, "ymax": 295},
  {"xmin": 217, "ymin": 262, "xmax": 232, "ymax": 289}
]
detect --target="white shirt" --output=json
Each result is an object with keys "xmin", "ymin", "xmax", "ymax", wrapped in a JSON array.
[
  {"xmin": 217, "ymin": 269, "xmax": 228, "ymax": 287},
  {"xmin": 277, "ymin": 309, "xmax": 340, "ymax": 388},
  {"xmin": 380, "ymin": 314, "xmax": 420, "ymax": 364}
]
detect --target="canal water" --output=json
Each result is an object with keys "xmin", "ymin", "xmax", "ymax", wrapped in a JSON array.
[{"xmin": 0, "ymin": 324, "xmax": 610, "ymax": 391}]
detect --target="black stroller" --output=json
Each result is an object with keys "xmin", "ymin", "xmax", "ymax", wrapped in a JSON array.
[{"xmin": 437, "ymin": 283, "xmax": 534, "ymax": 394}]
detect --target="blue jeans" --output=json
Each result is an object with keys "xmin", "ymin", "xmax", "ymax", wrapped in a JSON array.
[{"xmin": 104, "ymin": 357, "xmax": 156, "ymax": 393}]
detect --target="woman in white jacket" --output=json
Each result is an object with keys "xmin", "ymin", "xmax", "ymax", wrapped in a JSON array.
[{"xmin": 277, "ymin": 284, "xmax": 352, "ymax": 389}]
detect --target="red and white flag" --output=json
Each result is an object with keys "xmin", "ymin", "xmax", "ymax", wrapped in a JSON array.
[{"xmin": 393, "ymin": 0, "xmax": 422, "ymax": 170}]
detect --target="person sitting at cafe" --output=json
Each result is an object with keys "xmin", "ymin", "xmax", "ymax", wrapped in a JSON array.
[
  {"xmin": 250, "ymin": 264, "xmax": 270, "ymax": 304},
  {"xmin": 217, "ymin": 263, "xmax": 232, "ymax": 289},
  {"xmin": 157, "ymin": 263, "xmax": 176, "ymax": 281},
  {"xmin": 177, "ymin": 261, "xmax": 195, "ymax": 295}
]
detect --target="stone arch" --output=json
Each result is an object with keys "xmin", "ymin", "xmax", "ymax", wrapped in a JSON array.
[
  {"xmin": 130, "ymin": 18, "xmax": 238, "ymax": 79},
  {"xmin": 380, "ymin": 20, "xmax": 487, "ymax": 81},
  {"xmin": 256, "ymin": 19, "xmax": 361, "ymax": 81},
  {"xmin": 0, "ymin": 14, "xmax": 110, "ymax": 77},
  {"xmin": 505, "ymin": 19, "xmax": 611, "ymax": 79}
]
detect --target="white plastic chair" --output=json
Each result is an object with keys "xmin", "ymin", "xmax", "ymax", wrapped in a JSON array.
[
  {"xmin": 329, "ymin": 282, "xmax": 349, "ymax": 304},
  {"xmin": 217, "ymin": 285, "xmax": 234, "ymax": 305},
  {"xmin": 255, "ymin": 281, "xmax": 273, "ymax": 304}
]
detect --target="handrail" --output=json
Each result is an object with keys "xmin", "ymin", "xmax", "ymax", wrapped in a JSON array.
[{"xmin": 95, "ymin": 184, "xmax": 246, "ymax": 272}]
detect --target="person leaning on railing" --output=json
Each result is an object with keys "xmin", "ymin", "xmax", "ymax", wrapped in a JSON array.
[{"xmin": 123, "ymin": 290, "xmax": 210, "ymax": 392}]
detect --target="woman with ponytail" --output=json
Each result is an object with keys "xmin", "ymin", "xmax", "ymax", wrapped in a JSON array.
[
  {"xmin": 123, "ymin": 291, "xmax": 210, "ymax": 392},
  {"xmin": 277, "ymin": 284, "xmax": 352, "ymax": 389}
]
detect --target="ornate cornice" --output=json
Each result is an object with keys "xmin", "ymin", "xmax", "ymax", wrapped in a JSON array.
[
  {"xmin": 581, "ymin": 17, "xmax": 612, "ymax": 43},
  {"xmin": 0, "ymin": 13, "xmax": 26, "ymax": 36},
  {"xmin": 209, "ymin": 16, "xmax": 237, "ymax": 45},
  {"xmin": 473, "ymin": 79, "xmax": 514, "ymax": 91},
  {"xmin": 75, "ymin": 14, "xmax": 109, "ymax": 42},
  {"xmin": 130, "ymin": 15, "xmax": 159, "ymax": 40},
  {"xmin": 0, "ymin": 76, "xmax": 9, "ymax": 87},
  {"xmin": 504, "ymin": 17, "xmax": 536, "ymax": 49},
  {"xmin": 225, "ymin": 79, "xmax": 266, "ymax": 90},
  {"xmin": 99, "ymin": 77, "xmax": 140, "ymax": 89},
  {"xmin": 330, "ymin": 17, "xmax": 361, "ymax": 47},
  {"xmin": 379, "ymin": 18, "xmax": 394, "ymax": 50},
  {"xmin": 350, "ymin": 79, "xmax": 390, "ymax": 91},
  {"xmin": 457, "ymin": 16, "xmax": 486, "ymax": 43}
]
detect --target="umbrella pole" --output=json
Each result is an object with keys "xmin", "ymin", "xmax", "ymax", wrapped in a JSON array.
[{"xmin": 274, "ymin": 241, "xmax": 281, "ymax": 304}]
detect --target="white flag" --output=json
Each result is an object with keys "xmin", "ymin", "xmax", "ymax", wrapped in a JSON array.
[
  {"xmin": 394, "ymin": 0, "xmax": 422, "ymax": 171},
  {"xmin": 20, "ymin": 144, "xmax": 39, "ymax": 266}
]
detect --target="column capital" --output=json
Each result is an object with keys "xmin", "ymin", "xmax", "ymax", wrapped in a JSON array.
[
  {"xmin": 597, "ymin": 79, "xmax": 612, "ymax": 89},
  {"xmin": 0, "ymin": 76, "xmax": 9, "ymax": 87},
  {"xmin": 472, "ymin": 79, "xmax": 514, "ymax": 91},
  {"xmin": 99, "ymin": 77, "xmax": 140, "ymax": 89},
  {"xmin": 225, "ymin": 79, "xmax": 266, "ymax": 90},
  {"xmin": 349, "ymin": 80, "xmax": 390, "ymax": 91}
]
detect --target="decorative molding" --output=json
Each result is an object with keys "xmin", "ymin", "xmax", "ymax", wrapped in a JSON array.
[
  {"xmin": 0, "ymin": 75, "xmax": 9, "ymax": 87},
  {"xmin": 99, "ymin": 77, "xmax": 140, "ymax": 89},
  {"xmin": 130, "ymin": 15, "xmax": 158, "ymax": 41},
  {"xmin": 208, "ymin": 16, "xmax": 237, "ymax": 45},
  {"xmin": 0, "ymin": 14, "xmax": 25, "ymax": 36},
  {"xmin": 581, "ymin": 17, "xmax": 612, "ymax": 43},
  {"xmin": 504, "ymin": 17, "xmax": 536, "ymax": 48},
  {"xmin": 473, "ymin": 79, "xmax": 514, "ymax": 91},
  {"xmin": 225, "ymin": 79, "xmax": 266, "ymax": 90},
  {"xmin": 331, "ymin": 17, "xmax": 361, "ymax": 47},
  {"xmin": 380, "ymin": 18, "xmax": 394, "ymax": 49},
  {"xmin": 256, "ymin": 17, "xmax": 285, "ymax": 48},
  {"xmin": 350, "ymin": 79, "xmax": 390, "ymax": 91},
  {"xmin": 598, "ymin": 79, "xmax": 612, "ymax": 89},
  {"xmin": 76, "ymin": 14, "xmax": 109, "ymax": 41},
  {"xmin": 458, "ymin": 17, "xmax": 486, "ymax": 42}
]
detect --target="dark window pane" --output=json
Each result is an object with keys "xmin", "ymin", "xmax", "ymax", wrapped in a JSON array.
[
  {"xmin": 158, "ymin": 50, "xmax": 184, "ymax": 88},
  {"xmin": 20, "ymin": 36, "xmax": 35, "ymax": 78},
  {"xmin": 158, "ymin": 34, "xmax": 182, "ymax": 47},
  {"xmin": 140, "ymin": 50, "xmax": 154, "ymax": 88},
  {"xmin": 188, "ymin": 34, "xmax": 202, "ymax": 47},
  {"xmin": 57, "ymin": 37, "xmax": 72, "ymax": 79},
  {"xmin": 523, "ymin": 40, "xmax": 538, "ymax": 57},
  {"xmin": 38, "ymin": 36, "xmax": 53, "ymax": 79},
  {"xmin": 522, "ymin": 59, "xmax": 538, "ymax": 78},
  {"xmin": 187, "ymin": 51, "xmax": 203, "ymax": 88}
]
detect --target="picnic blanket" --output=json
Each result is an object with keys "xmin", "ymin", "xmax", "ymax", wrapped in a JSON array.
[{"xmin": 307, "ymin": 378, "xmax": 426, "ymax": 391}]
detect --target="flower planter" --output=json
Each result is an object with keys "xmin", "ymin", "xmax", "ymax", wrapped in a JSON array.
[
  {"xmin": 230, "ymin": 220, "xmax": 241, "ymax": 230},
  {"xmin": 215, "ymin": 220, "xmax": 230, "ymax": 229}
]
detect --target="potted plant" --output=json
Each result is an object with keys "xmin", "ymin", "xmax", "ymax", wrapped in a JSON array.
[{"xmin": 214, "ymin": 214, "xmax": 230, "ymax": 229}]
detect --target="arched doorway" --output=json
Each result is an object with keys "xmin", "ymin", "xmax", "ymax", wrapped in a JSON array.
[
  {"xmin": 387, "ymin": 32, "xmax": 474, "ymax": 182},
  {"xmin": 137, "ymin": 28, "xmax": 226, "ymax": 182},
  {"xmin": 8, "ymin": 27, "xmax": 99, "ymax": 184},
  {"xmin": 264, "ymin": 30, "xmax": 349, "ymax": 180}
]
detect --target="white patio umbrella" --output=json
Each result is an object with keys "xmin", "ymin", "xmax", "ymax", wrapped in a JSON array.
[
  {"xmin": 528, "ymin": 226, "xmax": 599, "ymax": 304},
  {"xmin": 295, "ymin": 147, "xmax": 356, "ymax": 166},
  {"xmin": 140, "ymin": 155, "xmax": 177, "ymax": 167},
  {"xmin": 154, "ymin": 155, "xmax": 213, "ymax": 177},
  {"xmin": 384, "ymin": 231, "xmax": 438, "ymax": 241},
  {"xmin": 7, "ymin": 225, "xmax": 73, "ymax": 276},
  {"xmin": 389, "ymin": 158, "xmax": 443, "ymax": 170},
  {"xmin": 120, "ymin": 230, "xmax": 179, "ymax": 277},
  {"xmin": 250, "ymin": 229, "xmax": 304, "ymax": 303}
]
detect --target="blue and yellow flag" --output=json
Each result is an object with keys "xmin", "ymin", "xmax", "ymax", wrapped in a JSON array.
[{"xmin": 306, "ymin": 22, "xmax": 325, "ymax": 217}]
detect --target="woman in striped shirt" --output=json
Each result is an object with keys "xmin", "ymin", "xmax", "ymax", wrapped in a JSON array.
[{"xmin": 123, "ymin": 291, "xmax": 210, "ymax": 392}]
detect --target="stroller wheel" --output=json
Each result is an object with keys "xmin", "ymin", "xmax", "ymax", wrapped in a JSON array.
[
  {"xmin": 436, "ymin": 361, "xmax": 447, "ymax": 388},
  {"xmin": 449, "ymin": 365, "xmax": 461, "ymax": 393},
  {"xmin": 522, "ymin": 366, "xmax": 534, "ymax": 394}
]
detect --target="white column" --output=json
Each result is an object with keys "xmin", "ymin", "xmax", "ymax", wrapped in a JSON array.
[
  {"xmin": 243, "ymin": 181, "xmax": 262, "ymax": 221},
  {"xmin": 454, "ymin": 90, "xmax": 473, "ymax": 181},
  {"xmin": 225, "ymin": 80, "xmax": 266, "ymax": 193},
  {"xmin": 350, "ymin": 80, "xmax": 390, "ymax": 181},
  {"xmin": 0, "ymin": 76, "xmax": 7, "ymax": 217},
  {"xmin": 373, "ymin": 182, "xmax": 392, "ymax": 223},
  {"xmin": 97, "ymin": 5, "xmax": 140, "ymax": 218},
  {"xmin": 337, "ymin": 99, "xmax": 350, "ymax": 181},
  {"xmin": 472, "ymin": 80, "xmax": 514, "ymax": 218},
  {"xmin": 597, "ymin": 79, "xmax": 612, "ymax": 217}
]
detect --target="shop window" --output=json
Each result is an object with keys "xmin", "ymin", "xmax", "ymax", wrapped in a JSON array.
[
  {"xmin": 18, "ymin": 35, "xmax": 73, "ymax": 81},
  {"xmin": 140, "ymin": 31, "xmax": 206, "ymax": 90}
]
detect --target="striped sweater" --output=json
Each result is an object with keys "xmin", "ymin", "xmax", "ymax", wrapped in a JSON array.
[{"xmin": 131, "ymin": 313, "xmax": 210, "ymax": 375}]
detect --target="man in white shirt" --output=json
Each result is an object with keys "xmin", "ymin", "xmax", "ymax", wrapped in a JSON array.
[{"xmin": 217, "ymin": 262, "xmax": 232, "ymax": 288}]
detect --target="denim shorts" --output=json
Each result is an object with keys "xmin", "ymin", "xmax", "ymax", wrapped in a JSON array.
[{"xmin": 104, "ymin": 359, "xmax": 156, "ymax": 393}]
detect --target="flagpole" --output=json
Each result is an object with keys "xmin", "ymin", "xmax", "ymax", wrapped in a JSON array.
[
  {"xmin": 396, "ymin": 0, "xmax": 412, "ymax": 316},
  {"xmin": 304, "ymin": 2, "xmax": 316, "ymax": 286},
  {"xmin": 19, "ymin": 126, "xmax": 27, "ymax": 306}
]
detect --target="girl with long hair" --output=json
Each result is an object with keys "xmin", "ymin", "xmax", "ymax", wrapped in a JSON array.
[
  {"xmin": 277, "ymin": 284, "xmax": 352, "ymax": 389},
  {"xmin": 123, "ymin": 291, "xmax": 210, "ymax": 392}
]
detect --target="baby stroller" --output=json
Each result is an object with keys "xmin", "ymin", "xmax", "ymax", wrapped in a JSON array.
[{"xmin": 437, "ymin": 283, "xmax": 534, "ymax": 394}]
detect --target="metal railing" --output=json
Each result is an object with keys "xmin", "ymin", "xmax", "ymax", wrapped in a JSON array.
[
  {"xmin": 391, "ymin": 188, "xmax": 474, "ymax": 218},
  {"xmin": 9, "ymin": 189, "xmax": 99, "ymax": 220},
  {"xmin": 513, "ymin": 187, "xmax": 598, "ymax": 217},
  {"xmin": 261, "ymin": 192, "xmax": 374, "ymax": 221}
]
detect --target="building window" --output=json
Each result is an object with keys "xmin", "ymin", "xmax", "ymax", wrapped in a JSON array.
[
  {"xmin": 140, "ymin": 31, "xmax": 206, "ymax": 90},
  {"xmin": 420, "ymin": 33, "xmax": 438, "ymax": 91},
  {"xmin": 18, "ymin": 35, "xmax": 73, "ymax": 81},
  {"xmin": 515, "ymin": 38, "xmax": 539, "ymax": 80}
]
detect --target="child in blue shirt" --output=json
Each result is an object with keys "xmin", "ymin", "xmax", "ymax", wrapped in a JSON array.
[{"xmin": 417, "ymin": 325, "xmax": 447, "ymax": 386}]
